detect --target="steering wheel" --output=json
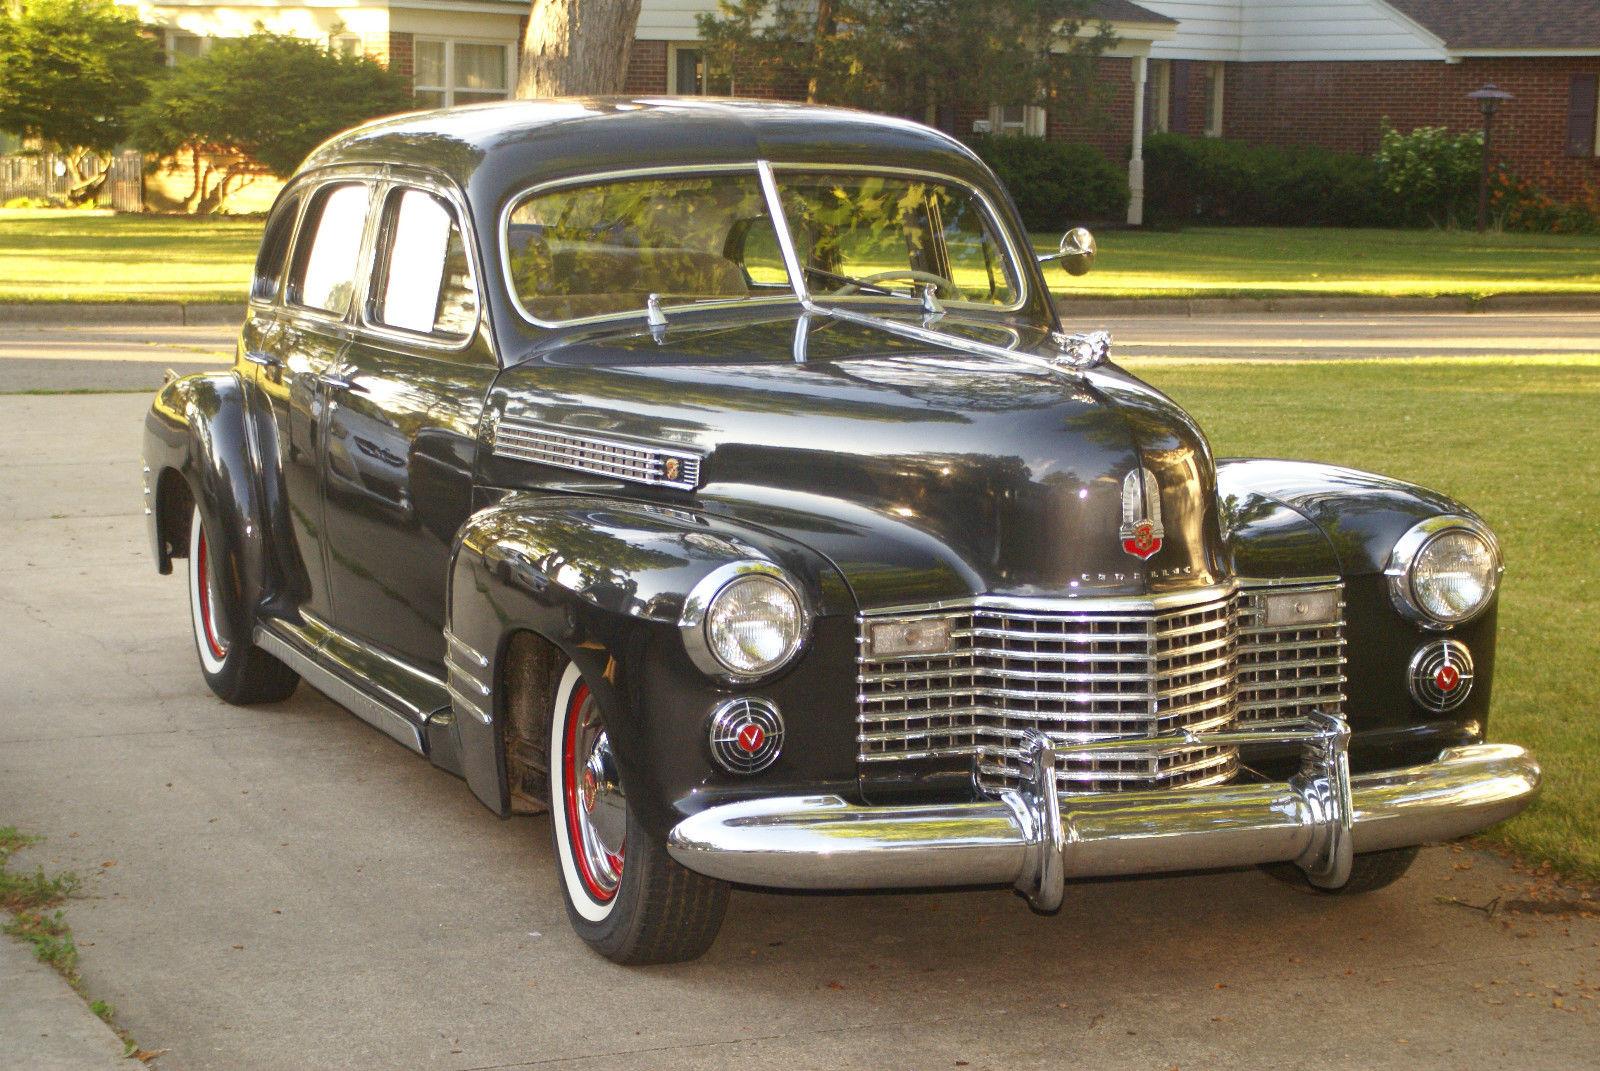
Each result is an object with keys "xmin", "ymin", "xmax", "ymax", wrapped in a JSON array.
[{"xmin": 831, "ymin": 269, "xmax": 962, "ymax": 299}]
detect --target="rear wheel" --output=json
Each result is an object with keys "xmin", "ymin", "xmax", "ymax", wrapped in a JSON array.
[
  {"xmin": 187, "ymin": 505, "xmax": 298, "ymax": 705},
  {"xmin": 1261, "ymin": 846, "xmax": 1421, "ymax": 895},
  {"xmin": 548, "ymin": 661, "xmax": 729, "ymax": 964}
]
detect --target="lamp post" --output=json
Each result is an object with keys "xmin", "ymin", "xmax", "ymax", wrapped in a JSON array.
[{"xmin": 1467, "ymin": 83, "xmax": 1513, "ymax": 232}]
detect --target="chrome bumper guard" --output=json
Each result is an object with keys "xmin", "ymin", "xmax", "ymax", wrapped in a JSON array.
[{"xmin": 666, "ymin": 712, "xmax": 1540, "ymax": 909}]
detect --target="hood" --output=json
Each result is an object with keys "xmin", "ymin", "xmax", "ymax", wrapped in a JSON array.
[{"xmin": 487, "ymin": 313, "xmax": 1229, "ymax": 609}]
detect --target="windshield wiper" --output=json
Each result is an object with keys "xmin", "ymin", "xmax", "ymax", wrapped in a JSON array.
[{"xmin": 801, "ymin": 266, "xmax": 913, "ymax": 299}]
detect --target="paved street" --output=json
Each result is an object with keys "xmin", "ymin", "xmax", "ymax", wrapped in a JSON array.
[
  {"xmin": 2, "ymin": 309, "xmax": 1599, "ymax": 393},
  {"xmin": 1, "ymin": 391, "xmax": 1597, "ymax": 1070}
]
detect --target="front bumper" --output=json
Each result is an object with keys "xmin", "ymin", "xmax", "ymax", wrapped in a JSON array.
[{"xmin": 666, "ymin": 713, "xmax": 1540, "ymax": 909}]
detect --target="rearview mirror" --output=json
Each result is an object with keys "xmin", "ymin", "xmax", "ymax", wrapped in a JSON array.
[{"xmin": 1038, "ymin": 226, "xmax": 1096, "ymax": 276}]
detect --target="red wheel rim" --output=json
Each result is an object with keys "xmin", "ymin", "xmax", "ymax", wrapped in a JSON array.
[
  {"xmin": 562, "ymin": 682, "xmax": 624, "ymax": 902},
  {"xmin": 196, "ymin": 527, "xmax": 228, "ymax": 661}
]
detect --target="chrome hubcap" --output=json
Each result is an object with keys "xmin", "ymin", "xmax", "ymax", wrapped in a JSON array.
[{"xmin": 564, "ymin": 686, "xmax": 625, "ymax": 898}]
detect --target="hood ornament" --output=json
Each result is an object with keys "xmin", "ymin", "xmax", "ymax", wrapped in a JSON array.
[
  {"xmin": 1054, "ymin": 329, "xmax": 1111, "ymax": 370},
  {"xmin": 1120, "ymin": 467, "xmax": 1164, "ymax": 560}
]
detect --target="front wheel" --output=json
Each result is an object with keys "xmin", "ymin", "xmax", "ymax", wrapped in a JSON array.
[
  {"xmin": 548, "ymin": 662, "xmax": 729, "ymax": 964},
  {"xmin": 187, "ymin": 505, "xmax": 299, "ymax": 705}
]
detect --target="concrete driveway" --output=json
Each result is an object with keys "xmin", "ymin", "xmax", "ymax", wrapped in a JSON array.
[
  {"xmin": 3, "ymin": 309, "xmax": 1600, "ymax": 393},
  {"xmin": 1, "ymin": 391, "xmax": 1597, "ymax": 1070}
]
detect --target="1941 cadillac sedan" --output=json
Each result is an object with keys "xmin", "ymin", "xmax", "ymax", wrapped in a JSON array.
[{"xmin": 143, "ymin": 98, "xmax": 1540, "ymax": 964}]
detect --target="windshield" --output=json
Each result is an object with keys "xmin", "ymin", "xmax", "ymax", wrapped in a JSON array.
[
  {"xmin": 774, "ymin": 171, "xmax": 1020, "ymax": 308},
  {"xmin": 503, "ymin": 167, "xmax": 1023, "ymax": 325}
]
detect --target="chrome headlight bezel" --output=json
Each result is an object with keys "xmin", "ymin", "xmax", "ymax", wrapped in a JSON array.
[
  {"xmin": 1384, "ymin": 515, "xmax": 1503, "ymax": 629},
  {"xmin": 679, "ymin": 561, "xmax": 810, "ymax": 681}
]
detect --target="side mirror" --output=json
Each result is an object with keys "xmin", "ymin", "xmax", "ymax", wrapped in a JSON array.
[{"xmin": 1039, "ymin": 226, "xmax": 1096, "ymax": 276}]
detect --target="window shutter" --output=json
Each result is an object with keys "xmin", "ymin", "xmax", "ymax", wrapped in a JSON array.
[
  {"xmin": 1568, "ymin": 74, "xmax": 1598, "ymax": 157},
  {"xmin": 1170, "ymin": 61, "xmax": 1192, "ymax": 135}
]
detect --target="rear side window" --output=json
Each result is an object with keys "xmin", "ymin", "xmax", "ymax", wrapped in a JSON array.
[
  {"xmin": 371, "ymin": 187, "xmax": 478, "ymax": 339},
  {"xmin": 251, "ymin": 193, "xmax": 301, "ymax": 303},
  {"xmin": 287, "ymin": 183, "xmax": 371, "ymax": 315}
]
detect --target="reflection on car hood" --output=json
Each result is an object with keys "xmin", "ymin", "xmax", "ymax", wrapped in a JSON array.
[{"xmin": 489, "ymin": 313, "xmax": 1229, "ymax": 609}]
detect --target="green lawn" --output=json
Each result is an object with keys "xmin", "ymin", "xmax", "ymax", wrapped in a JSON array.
[
  {"xmin": 1128, "ymin": 353, "xmax": 1600, "ymax": 882},
  {"xmin": 0, "ymin": 209, "xmax": 259, "ymax": 303},
  {"xmin": 6, "ymin": 209, "xmax": 1600, "ymax": 304},
  {"xmin": 1040, "ymin": 227, "xmax": 1600, "ymax": 300}
]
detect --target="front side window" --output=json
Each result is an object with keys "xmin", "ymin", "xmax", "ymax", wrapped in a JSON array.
[
  {"xmin": 414, "ymin": 40, "xmax": 509, "ymax": 108},
  {"xmin": 505, "ymin": 172, "xmax": 789, "ymax": 323},
  {"xmin": 776, "ymin": 171, "xmax": 1020, "ymax": 307},
  {"xmin": 372, "ymin": 188, "xmax": 478, "ymax": 339},
  {"xmin": 287, "ymin": 183, "xmax": 371, "ymax": 315}
]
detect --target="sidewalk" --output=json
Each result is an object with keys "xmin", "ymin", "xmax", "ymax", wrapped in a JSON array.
[{"xmin": 0, "ymin": 939, "xmax": 127, "ymax": 1070}]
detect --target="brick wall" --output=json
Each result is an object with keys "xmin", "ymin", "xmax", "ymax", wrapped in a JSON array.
[
  {"xmin": 1048, "ymin": 56, "xmax": 1135, "ymax": 162},
  {"xmin": 388, "ymin": 31, "xmax": 414, "ymax": 85},
  {"xmin": 1223, "ymin": 57, "xmax": 1600, "ymax": 200},
  {"xmin": 625, "ymin": 40, "xmax": 668, "ymax": 94}
]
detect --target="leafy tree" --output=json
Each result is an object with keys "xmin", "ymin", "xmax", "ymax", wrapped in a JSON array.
[
  {"xmin": 696, "ymin": 0, "xmax": 1114, "ymax": 121},
  {"xmin": 130, "ymin": 31, "xmax": 412, "ymax": 213},
  {"xmin": 0, "ymin": 0, "xmax": 164, "ymax": 189}
]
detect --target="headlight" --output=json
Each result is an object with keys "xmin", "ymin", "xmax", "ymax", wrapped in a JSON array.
[
  {"xmin": 1386, "ymin": 516, "xmax": 1502, "ymax": 627},
  {"xmin": 681, "ymin": 563, "xmax": 808, "ymax": 679}
]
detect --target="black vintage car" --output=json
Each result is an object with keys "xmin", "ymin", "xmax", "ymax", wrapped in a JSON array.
[{"xmin": 144, "ymin": 98, "xmax": 1539, "ymax": 964}]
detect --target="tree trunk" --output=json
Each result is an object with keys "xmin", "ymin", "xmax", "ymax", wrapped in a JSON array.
[
  {"xmin": 517, "ymin": 0, "xmax": 643, "ymax": 98},
  {"xmin": 806, "ymin": 0, "xmax": 835, "ymax": 104}
]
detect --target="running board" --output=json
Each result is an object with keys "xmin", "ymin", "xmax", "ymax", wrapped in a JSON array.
[{"xmin": 254, "ymin": 616, "xmax": 450, "ymax": 757}]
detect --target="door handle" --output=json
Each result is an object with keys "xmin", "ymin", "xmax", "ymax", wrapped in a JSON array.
[
  {"xmin": 318, "ymin": 370, "xmax": 364, "ymax": 394},
  {"xmin": 244, "ymin": 350, "xmax": 282, "ymax": 368}
]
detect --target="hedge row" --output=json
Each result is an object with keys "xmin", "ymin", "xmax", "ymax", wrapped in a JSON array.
[{"xmin": 963, "ymin": 132, "xmax": 1129, "ymax": 230}]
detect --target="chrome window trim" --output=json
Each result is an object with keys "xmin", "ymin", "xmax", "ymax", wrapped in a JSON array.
[
  {"xmin": 497, "ymin": 159, "xmax": 1031, "ymax": 331},
  {"xmin": 1384, "ymin": 514, "xmax": 1503, "ymax": 629},
  {"xmin": 678, "ymin": 560, "xmax": 811, "ymax": 682}
]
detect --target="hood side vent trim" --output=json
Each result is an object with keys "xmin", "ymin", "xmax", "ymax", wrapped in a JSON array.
[{"xmin": 492, "ymin": 417, "xmax": 703, "ymax": 491}]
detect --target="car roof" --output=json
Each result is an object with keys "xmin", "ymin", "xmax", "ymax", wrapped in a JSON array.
[{"xmin": 296, "ymin": 97, "xmax": 996, "ymax": 206}]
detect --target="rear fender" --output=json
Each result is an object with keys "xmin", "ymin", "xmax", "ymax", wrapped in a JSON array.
[{"xmin": 143, "ymin": 371, "xmax": 286, "ymax": 636}]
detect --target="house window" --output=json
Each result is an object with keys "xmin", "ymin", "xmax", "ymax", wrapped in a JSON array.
[
  {"xmin": 669, "ymin": 45, "xmax": 730, "ymax": 95},
  {"xmin": 1568, "ymin": 74, "xmax": 1598, "ymax": 157},
  {"xmin": 330, "ymin": 33, "xmax": 363, "ymax": 58},
  {"xmin": 1147, "ymin": 59, "xmax": 1171, "ymax": 133},
  {"xmin": 1201, "ymin": 61, "xmax": 1225, "ymax": 138},
  {"xmin": 988, "ymin": 104, "xmax": 1046, "ymax": 138},
  {"xmin": 165, "ymin": 30, "xmax": 211, "ymax": 66},
  {"xmin": 413, "ymin": 40, "xmax": 511, "ymax": 108}
]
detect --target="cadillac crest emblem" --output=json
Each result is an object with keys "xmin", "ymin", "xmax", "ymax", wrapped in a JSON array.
[{"xmin": 1120, "ymin": 467, "xmax": 1164, "ymax": 560}]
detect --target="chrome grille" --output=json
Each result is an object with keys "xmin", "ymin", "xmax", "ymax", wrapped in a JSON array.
[
  {"xmin": 493, "ymin": 417, "xmax": 701, "ymax": 490},
  {"xmin": 1236, "ymin": 584, "xmax": 1347, "ymax": 726},
  {"xmin": 857, "ymin": 581, "xmax": 1346, "ymax": 794}
]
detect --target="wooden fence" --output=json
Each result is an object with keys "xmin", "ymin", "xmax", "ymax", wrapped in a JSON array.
[{"xmin": 0, "ymin": 151, "xmax": 144, "ymax": 211}]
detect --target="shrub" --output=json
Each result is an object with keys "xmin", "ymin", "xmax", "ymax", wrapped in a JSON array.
[
  {"xmin": 1373, "ymin": 122, "xmax": 1482, "ymax": 228},
  {"xmin": 1489, "ymin": 165, "xmax": 1600, "ymax": 235},
  {"xmin": 963, "ymin": 133, "xmax": 1130, "ymax": 230},
  {"xmin": 1143, "ymin": 133, "xmax": 1378, "ymax": 226},
  {"xmin": 130, "ymin": 32, "xmax": 412, "ymax": 214}
]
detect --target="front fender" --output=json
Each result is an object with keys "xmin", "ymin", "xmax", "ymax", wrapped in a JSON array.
[
  {"xmin": 446, "ymin": 493, "xmax": 858, "ymax": 834},
  {"xmin": 1219, "ymin": 458, "xmax": 1499, "ymax": 764},
  {"xmin": 143, "ymin": 371, "xmax": 279, "ymax": 639}
]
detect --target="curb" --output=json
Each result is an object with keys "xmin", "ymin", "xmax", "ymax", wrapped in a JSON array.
[
  {"xmin": 0, "ymin": 302, "xmax": 240, "ymax": 327},
  {"xmin": 1054, "ymin": 293, "xmax": 1600, "ymax": 317}
]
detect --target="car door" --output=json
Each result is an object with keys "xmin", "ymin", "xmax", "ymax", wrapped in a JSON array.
[
  {"xmin": 252, "ymin": 179, "xmax": 375, "ymax": 622},
  {"xmin": 320, "ymin": 180, "xmax": 497, "ymax": 672}
]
